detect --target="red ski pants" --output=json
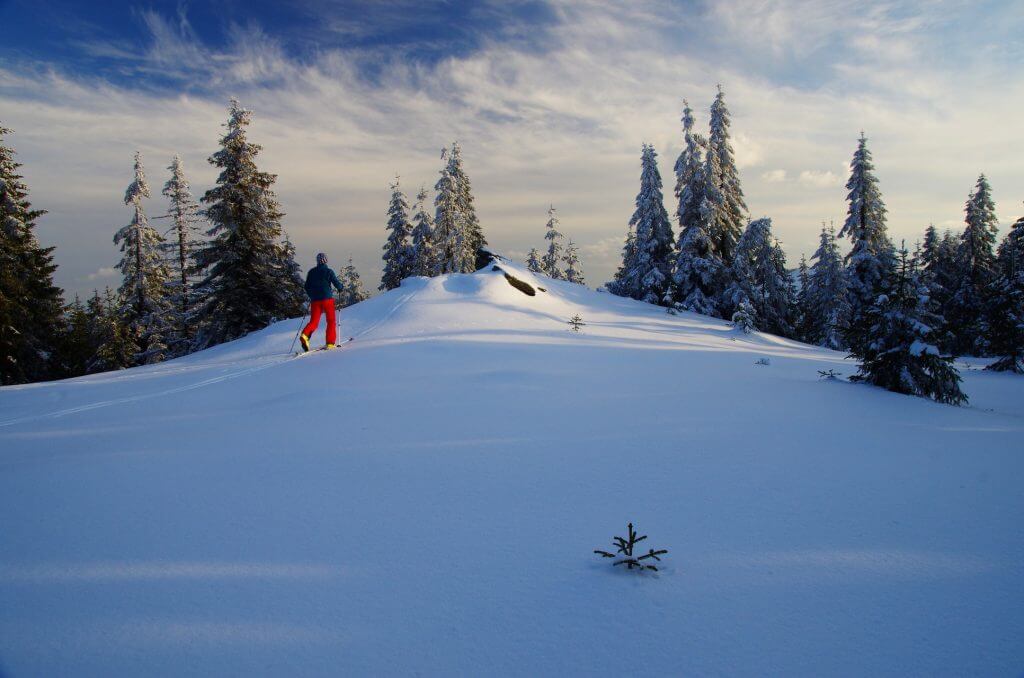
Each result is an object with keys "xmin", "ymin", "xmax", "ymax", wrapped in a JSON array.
[{"xmin": 303, "ymin": 298, "xmax": 337, "ymax": 346}]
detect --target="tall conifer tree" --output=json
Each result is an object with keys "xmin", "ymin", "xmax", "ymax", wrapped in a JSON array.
[
  {"xmin": 0, "ymin": 124, "xmax": 63, "ymax": 384},
  {"xmin": 60, "ymin": 295, "xmax": 94, "ymax": 378},
  {"xmin": 851, "ymin": 245, "xmax": 966, "ymax": 405},
  {"xmin": 114, "ymin": 152, "xmax": 172, "ymax": 365},
  {"xmin": 193, "ymin": 99, "xmax": 304, "ymax": 348},
  {"xmin": 985, "ymin": 209, "xmax": 1024, "ymax": 372},
  {"xmin": 839, "ymin": 133, "xmax": 894, "ymax": 353},
  {"xmin": 433, "ymin": 146, "xmax": 475, "ymax": 274},
  {"xmin": 802, "ymin": 223, "xmax": 849, "ymax": 349},
  {"xmin": 673, "ymin": 100, "xmax": 704, "ymax": 232},
  {"xmin": 541, "ymin": 205, "xmax": 565, "ymax": 280},
  {"xmin": 337, "ymin": 256, "xmax": 369, "ymax": 308},
  {"xmin": 723, "ymin": 217, "xmax": 795, "ymax": 337},
  {"xmin": 563, "ymin": 240, "xmax": 585, "ymax": 285},
  {"xmin": 707, "ymin": 85, "xmax": 747, "ymax": 265},
  {"xmin": 946, "ymin": 174, "xmax": 999, "ymax": 355},
  {"xmin": 622, "ymin": 144, "xmax": 674, "ymax": 304},
  {"xmin": 410, "ymin": 186, "xmax": 436, "ymax": 277},
  {"xmin": 920, "ymin": 224, "xmax": 941, "ymax": 275},
  {"xmin": 609, "ymin": 227, "xmax": 637, "ymax": 296},
  {"xmin": 795, "ymin": 255, "xmax": 811, "ymax": 340},
  {"xmin": 672, "ymin": 100, "xmax": 722, "ymax": 315},
  {"xmin": 381, "ymin": 177, "xmax": 415, "ymax": 291},
  {"xmin": 160, "ymin": 155, "xmax": 203, "ymax": 354},
  {"xmin": 447, "ymin": 142, "xmax": 485, "ymax": 255},
  {"xmin": 91, "ymin": 287, "xmax": 135, "ymax": 372},
  {"xmin": 918, "ymin": 224, "xmax": 952, "ymax": 351}
]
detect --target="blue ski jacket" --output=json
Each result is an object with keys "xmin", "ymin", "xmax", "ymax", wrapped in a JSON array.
[{"xmin": 305, "ymin": 263, "xmax": 344, "ymax": 301}]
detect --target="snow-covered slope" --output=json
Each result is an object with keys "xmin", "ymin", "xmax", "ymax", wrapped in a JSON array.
[{"xmin": 2, "ymin": 260, "xmax": 1022, "ymax": 676}]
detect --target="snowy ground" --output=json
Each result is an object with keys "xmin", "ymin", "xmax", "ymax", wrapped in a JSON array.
[{"xmin": 1, "ymin": 260, "xmax": 1022, "ymax": 677}]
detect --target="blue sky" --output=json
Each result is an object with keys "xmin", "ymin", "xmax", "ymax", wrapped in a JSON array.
[
  {"xmin": 2, "ymin": 0, "xmax": 1023, "ymax": 297},
  {"xmin": 1, "ymin": 1, "xmax": 560, "ymax": 86}
]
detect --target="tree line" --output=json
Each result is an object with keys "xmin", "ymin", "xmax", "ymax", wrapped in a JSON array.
[
  {"xmin": 379, "ymin": 142, "xmax": 488, "ymax": 292},
  {"xmin": 380, "ymin": 146, "xmax": 589, "ymax": 290},
  {"xmin": 607, "ymin": 86, "xmax": 1023, "ymax": 404},
  {"xmin": 3, "ymin": 101, "xmax": 347, "ymax": 383},
  {"xmin": 3, "ymin": 89, "xmax": 1021, "ymax": 396},
  {"xmin": 1, "ymin": 106, "xmax": 501, "ymax": 385},
  {"xmin": 525, "ymin": 205, "xmax": 586, "ymax": 285}
]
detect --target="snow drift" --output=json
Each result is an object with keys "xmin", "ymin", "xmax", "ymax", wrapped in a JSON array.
[{"xmin": 1, "ymin": 259, "xmax": 1022, "ymax": 676}]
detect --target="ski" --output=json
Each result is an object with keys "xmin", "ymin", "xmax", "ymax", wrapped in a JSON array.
[{"xmin": 294, "ymin": 337, "xmax": 354, "ymax": 357}]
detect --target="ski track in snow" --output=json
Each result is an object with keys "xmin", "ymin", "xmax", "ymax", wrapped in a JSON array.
[
  {"xmin": 347, "ymin": 282, "xmax": 422, "ymax": 340},
  {"xmin": 0, "ymin": 284, "xmax": 426, "ymax": 429},
  {"xmin": 0, "ymin": 355, "xmax": 291, "ymax": 429}
]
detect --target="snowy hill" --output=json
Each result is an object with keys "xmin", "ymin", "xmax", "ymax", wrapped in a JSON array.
[{"xmin": 2, "ymin": 259, "xmax": 1022, "ymax": 676}]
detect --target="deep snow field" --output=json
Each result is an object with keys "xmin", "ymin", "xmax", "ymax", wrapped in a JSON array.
[{"xmin": 1, "ymin": 259, "xmax": 1022, "ymax": 677}]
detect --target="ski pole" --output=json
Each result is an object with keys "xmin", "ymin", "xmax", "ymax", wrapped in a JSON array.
[{"xmin": 289, "ymin": 302, "xmax": 308, "ymax": 355}]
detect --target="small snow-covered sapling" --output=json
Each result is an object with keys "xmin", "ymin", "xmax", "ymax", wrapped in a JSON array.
[
  {"xmin": 755, "ymin": 357, "xmax": 771, "ymax": 366},
  {"xmin": 818, "ymin": 369, "xmax": 842, "ymax": 380},
  {"xmin": 568, "ymin": 314, "xmax": 586, "ymax": 332},
  {"xmin": 594, "ymin": 522, "xmax": 668, "ymax": 572}
]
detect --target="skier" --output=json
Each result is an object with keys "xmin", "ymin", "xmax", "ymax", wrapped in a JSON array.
[{"xmin": 300, "ymin": 253, "xmax": 345, "ymax": 352}]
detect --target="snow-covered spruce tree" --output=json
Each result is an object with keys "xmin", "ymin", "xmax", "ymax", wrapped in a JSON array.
[
  {"xmin": 802, "ymin": 223, "xmax": 849, "ymax": 349},
  {"xmin": 381, "ymin": 177, "xmax": 415, "ymax": 291},
  {"xmin": 945, "ymin": 174, "xmax": 999, "ymax": 356},
  {"xmin": 985, "ymin": 210, "xmax": 1024, "ymax": 372},
  {"xmin": 433, "ymin": 147, "xmax": 475, "ymax": 274},
  {"xmin": 193, "ymin": 99, "xmax": 305, "ymax": 349},
  {"xmin": 541, "ymin": 205, "xmax": 565, "ymax": 280},
  {"xmin": 0, "ymin": 124, "xmax": 64, "ymax": 384},
  {"xmin": 608, "ymin": 227, "xmax": 637, "ymax": 296},
  {"xmin": 795, "ymin": 254, "xmax": 811, "ymax": 340},
  {"xmin": 60, "ymin": 295, "xmax": 94, "ymax": 378},
  {"xmin": 447, "ymin": 142, "xmax": 485, "ymax": 255},
  {"xmin": 996, "ymin": 208, "xmax": 1024, "ymax": 273},
  {"xmin": 672, "ymin": 102, "xmax": 721, "ymax": 316},
  {"xmin": 61, "ymin": 289, "xmax": 127, "ymax": 377},
  {"xmin": 673, "ymin": 100, "xmax": 703, "ymax": 230},
  {"xmin": 839, "ymin": 133, "xmax": 895, "ymax": 354},
  {"xmin": 526, "ymin": 247, "xmax": 543, "ymax": 274},
  {"xmin": 851, "ymin": 245, "xmax": 966, "ymax": 405},
  {"xmin": 90, "ymin": 287, "xmax": 135, "ymax": 373},
  {"xmin": 918, "ymin": 224, "xmax": 954, "ymax": 351},
  {"xmin": 920, "ymin": 224, "xmax": 941, "ymax": 276},
  {"xmin": 337, "ymin": 256, "xmax": 369, "ymax": 309},
  {"xmin": 410, "ymin": 186, "xmax": 436, "ymax": 277},
  {"xmin": 704, "ymin": 131, "xmax": 741, "ymax": 317},
  {"xmin": 114, "ymin": 152, "xmax": 173, "ymax": 365},
  {"xmin": 624, "ymin": 144, "xmax": 674, "ymax": 305},
  {"xmin": 919, "ymin": 224, "xmax": 944, "ymax": 302},
  {"xmin": 281, "ymin": 232, "xmax": 306, "ymax": 295},
  {"xmin": 708, "ymin": 85, "xmax": 747, "ymax": 266},
  {"xmin": 160, "ymin": 155, "xmax": 203, "ymax": 355},
  {"xmin": 723, "ymin": 217, "xmax": 795, "ymax": 337},
  {"xmin": 563, "ymin": 240, "xmax": 585, "ymax": 285},
  {"xmin": 732, "ymin": 298, "xmax": 756, "ymax": 333}
]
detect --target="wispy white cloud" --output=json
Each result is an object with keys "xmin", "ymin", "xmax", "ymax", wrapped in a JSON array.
[
  {"xmin": 1, "ymin": 0, "xmax": 1022, "ymax": 297},
  {"xmin": 86, "ymin": 266, "xmax": 118, "ymax": 281},
  {"xmin": 581, "ymin": 234, "xmax": 627, "ymax": 264},
  {"xmin": 798, "ymin": 170, "xmax": 842, "ymax": 188}
]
